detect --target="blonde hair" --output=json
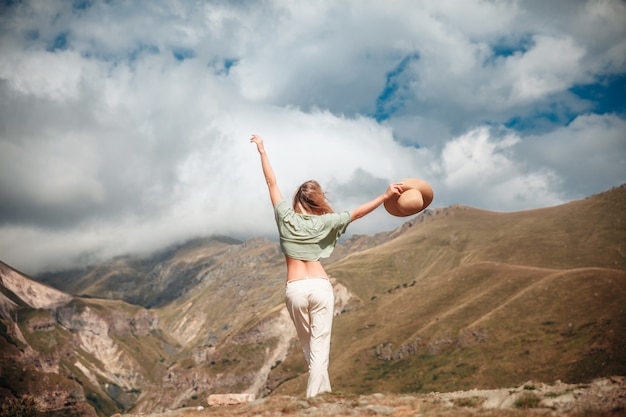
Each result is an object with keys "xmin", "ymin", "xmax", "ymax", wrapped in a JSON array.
[{"xmin": 293, "ymin": 180, "xmax": 334, "ymax": 215}]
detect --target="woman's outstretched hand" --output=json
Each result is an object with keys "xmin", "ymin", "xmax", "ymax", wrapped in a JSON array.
[
  {"xmin": 384, "ymin": 183, "xmax": 403, "ymax": 200},
  {"xmin": 250, "ymin": 134, "xmax": 265, "ymax": 152}
]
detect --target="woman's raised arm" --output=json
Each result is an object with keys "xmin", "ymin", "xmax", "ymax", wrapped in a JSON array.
[{"xmin": 250, "ymin": 134, "xmax": 283, "ymax": 206}]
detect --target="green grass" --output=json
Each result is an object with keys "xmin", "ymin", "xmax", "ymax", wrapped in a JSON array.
[
  {"xmin": 514, "ymin": 392, "xmax": 541, "ymax": 409},
  {"xmin": 452, "ymin": 396, "xmax": 482, "ymax": 407}
]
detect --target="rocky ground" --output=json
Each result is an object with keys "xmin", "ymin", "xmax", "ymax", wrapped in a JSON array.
[{"xmin": 116, "ymin": 376, "xmax": 625, "ymax": 417}]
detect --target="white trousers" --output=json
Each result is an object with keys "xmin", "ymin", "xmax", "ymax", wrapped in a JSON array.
[{"xmin": 285, "ymin": 278, "xmax": 334, "ymax": 398}]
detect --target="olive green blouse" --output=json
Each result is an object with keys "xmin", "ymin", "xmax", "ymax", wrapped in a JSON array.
[{"xmin": 274, "ymin": 199, "xmax": 351, "ymax": 261}]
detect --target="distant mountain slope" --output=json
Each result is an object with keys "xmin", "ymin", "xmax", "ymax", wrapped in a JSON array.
[
  {"xmin": 37, "ymin": 236, "xmax": 247, "ymax": 308},
  {"xmin": 271, "ymin": 185, "xmax": 626, "ymax": 395},
  {"xmin": 327, "ymin": 185, "xmax": 625, "ymax": 302}
]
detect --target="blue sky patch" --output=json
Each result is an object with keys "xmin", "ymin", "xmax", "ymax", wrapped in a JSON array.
[
  {"xmin": 571, "ymin": 74, "xmax": 626, "ymax": 116},
  {"xmin": 374, "ymin": 53, "xmax": 420, "ymax": 122},
  {"xmin": 505, "ymin": 103, "xmax": 578, "ymax": 133},
  {"xmin": 223, "ymin": 58, "xmax": 237, "ymax": 72},
  {"xmin": 209, "ymin": 57, "xmax": 239, "ymax": 75},
  {"xmin": 484, "ymin": 34, "xmax": 534, "ymax": 66},
  {"xmin": 72, "ymin": 0, "xmax": 92, "ymax": 11},
  {"xmin": 491, "ymin": 35, "xmax": 533, "ymax": 57},
  {"xmin": 47, "ymin": 32, "xmax": 68, "ymax": 52},
  {"xmin": 173, "ymin": 47, "xmax": 196, "ymax": 62},
  {"xmin": 505, "ymin": 74, "xmax": 625, "ymax": 133}
]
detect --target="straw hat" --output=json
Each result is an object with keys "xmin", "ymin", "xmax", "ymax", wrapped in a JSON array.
[{"xmin": 384, "ymin": 178, "xmax": 434, "ymax": 217}]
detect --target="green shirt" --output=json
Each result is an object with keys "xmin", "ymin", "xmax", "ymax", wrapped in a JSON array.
[{"xmin": 274, "ymin": 199, "xmax": 352, "ymax": 261}]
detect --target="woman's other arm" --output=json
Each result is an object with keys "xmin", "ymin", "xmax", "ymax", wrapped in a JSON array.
[
  {"xmin": 250, "ymin": 134, "xmax": 283, "ymax": 206},
  {"xmin": 350, "ymin": 183, "xmax": 402, "ymax": 221}
]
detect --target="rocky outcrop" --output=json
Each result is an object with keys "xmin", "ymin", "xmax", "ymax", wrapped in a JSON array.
[
  {"xmin": 0, "ymin": 290, "xmax": 17, "ymax": 321},
  {"xmin": 57, "ymin": 301, "xmax": 148, "ymax": 391},
  {"xmin": 207, "ymin": 393, "xmax": 255, "ymax": 406},
  {"xmin": 0, "ymin": 263, "xmax": 170, "ymax": 416},
  {"xmin": 0, "ymin": 261, "xmax": 71, "ymax": 310},
  {"xmin": 375, "ymin": 328, "xmax": 489, "ymax": 361},
  {"xmin": 116, "ymin": 377, "xmax": 626, "ymax": 417},
  {"xmin": 236, "ymin": 308, "xmax": 297, "ymax": 397}
]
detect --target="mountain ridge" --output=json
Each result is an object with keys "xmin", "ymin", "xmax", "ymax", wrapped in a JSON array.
[{"xmin": 1, "ymin": 184, "xmax": 624, "ymax": 416}]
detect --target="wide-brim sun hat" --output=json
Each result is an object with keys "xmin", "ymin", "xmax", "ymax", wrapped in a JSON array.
[{"xmin": 384, "ymin": 178, "xmax": 434, "ymax": 217}]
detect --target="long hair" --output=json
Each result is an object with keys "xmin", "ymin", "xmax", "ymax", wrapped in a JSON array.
[{"xmin": 293, "ymin": 180, "xmax": 334, "ymax": 215}]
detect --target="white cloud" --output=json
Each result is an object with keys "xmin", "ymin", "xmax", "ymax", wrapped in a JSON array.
[
  {"xmin": 518, "ymin": 113, "xmax": 626, "ymax": 197},
  {"xmin": 0, "ymin": 48, "xmax": 88, "ymax": 100},
  {"xmin": 0, "ymin": 0, "xmax": 624, "ymax": 274},
  {"xmin": 433, "ymin": 126, "xmax": 565, "ymax": 211},
  {"xmin": 505, "ymin": 35, "xmax": 588, "ymax": 104},
  {"xmin": 438, "ymin": 127, "xmax": 520, "ymax": 188}
]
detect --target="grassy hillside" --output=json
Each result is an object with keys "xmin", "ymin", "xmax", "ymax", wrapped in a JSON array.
[
  {"xmin": 270, "ymin": 185, "xmax": 626, "ymax": 395},
  {"xmin": 9, "ymin": 184, "xmax": 624, "ymax": 413}
]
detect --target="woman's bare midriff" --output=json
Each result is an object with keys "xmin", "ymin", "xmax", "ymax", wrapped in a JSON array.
[{"xmin": 285, "ymin": 256, "xmax": 328, "ymax": 282}]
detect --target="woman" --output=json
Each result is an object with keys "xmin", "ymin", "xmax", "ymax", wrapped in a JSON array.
[{"xmin": 250, "ymin": 134, "xmax": 402, "ymax": 398}]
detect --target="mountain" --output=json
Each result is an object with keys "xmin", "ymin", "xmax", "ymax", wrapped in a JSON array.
[
  {"xmin": 1, "ymin": 184, "xmax": 624, "ymax": 416},
  {"xmin": 36, "ymin": 235, "xmax": 247, "ymax": 308},
  {"xmin": 0, "ymin": 261, "xmax": 168, "ymax": 417},
  {"xmin": 273, "ymin": 184, "xmax": 626, "ymax": 395}
]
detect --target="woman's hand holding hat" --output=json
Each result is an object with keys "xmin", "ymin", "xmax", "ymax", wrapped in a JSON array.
[
  {"xmin": 383, "ymin": 178, "xmax": 434, "ymax": 217},
  {"xmin": 384, "ymin": 183, "xmax": 403, "ymax": 200}
]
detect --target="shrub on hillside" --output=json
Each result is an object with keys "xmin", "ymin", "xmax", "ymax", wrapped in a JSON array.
[{"xmin": 0, "ymin": 395, "xmax": 41, "ymax": 417}]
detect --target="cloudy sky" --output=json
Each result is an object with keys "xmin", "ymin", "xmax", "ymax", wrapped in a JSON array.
[{"xmin": 1, "ymin": 0, "xmax": 624, "ymax": 275}]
